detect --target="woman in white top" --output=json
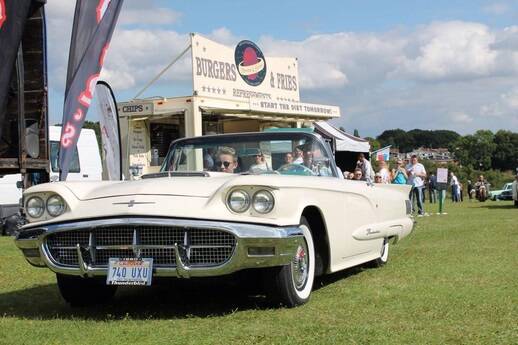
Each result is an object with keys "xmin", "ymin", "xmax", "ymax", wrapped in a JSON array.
[{"xmin": 378, "ymin": 160, "xmax": 390, "ymax": 184}]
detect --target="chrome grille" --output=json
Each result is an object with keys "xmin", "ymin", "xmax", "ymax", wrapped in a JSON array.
[{"xmin": 45, "ymin": 226, "xmax": 236, "ymax": 268}]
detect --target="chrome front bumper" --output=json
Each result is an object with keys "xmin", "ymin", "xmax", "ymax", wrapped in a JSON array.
[{"xmin": 15, "ymin": 218, "xmax": 303, "ymax": 278}]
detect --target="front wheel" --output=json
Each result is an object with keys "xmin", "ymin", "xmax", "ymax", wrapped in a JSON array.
[
  {"xmin": 370, "ymin": 237, "xmax": 389, "ymax": 268},
  {"xmin": 56, "ymin": 274, "xmax": 117, "ymax": 307},
  {"xmin": 266, "ymin": 216, "xmax": 315, "ymax": 307}
]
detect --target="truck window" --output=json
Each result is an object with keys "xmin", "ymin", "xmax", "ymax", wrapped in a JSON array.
[{"xmin": 50, "ymin": 141, "xmax": 80, "ymax": 173}]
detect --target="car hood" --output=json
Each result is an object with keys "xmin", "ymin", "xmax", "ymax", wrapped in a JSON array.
[{"xmin": 60, "ymin": 173, "xmax": 237, "ymax": 200}]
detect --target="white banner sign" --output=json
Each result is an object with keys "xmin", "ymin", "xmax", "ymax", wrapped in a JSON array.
[
  {"xmin": 249, "ymin": 99, "xmax": 340, "ymax": 118},
  {"xmin": 191, "ymin": 34, "xmax": 300, "ymax": 103},
  {"xmin": 437, "ymin": 168, "xmax": 448, "ymax": 184},
  {"xmin": 96, "ymin": 82, "xmax": 122, "ymax": 180}
]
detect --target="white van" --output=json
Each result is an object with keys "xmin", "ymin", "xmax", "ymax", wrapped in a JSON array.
[{"xmin": 0, "ymin": 126, "xmax": 102, "ymax": 227}]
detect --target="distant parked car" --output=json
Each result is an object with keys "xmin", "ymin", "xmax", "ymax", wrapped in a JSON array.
[
  {"xmin": 498, "ymin": 189, "xmax": 513, "ymax": 201},
  {"xmin": 489, "ymin": 183, "xmax": 513, "ymax": 201}
]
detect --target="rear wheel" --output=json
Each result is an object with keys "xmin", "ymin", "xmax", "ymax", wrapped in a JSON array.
[
  {"xmin": 56, "ymin": 274, "xmax": 117, "ymax": 307},
  {"xmin": 266, "ymin": 216, "xmax": 315, "ymax": 307}
]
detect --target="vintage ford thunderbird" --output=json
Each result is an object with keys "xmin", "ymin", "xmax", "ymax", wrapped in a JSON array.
[{"xmin": 15, "ymin": 131, "xmax": 413, "ymax": 307}]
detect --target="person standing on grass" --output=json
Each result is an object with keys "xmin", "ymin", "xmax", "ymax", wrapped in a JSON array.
[
  {"xmin": 392, "ymin": 159, "xmax": 408, "ymax": 184},
  {"xmin": 428, "ymin": 173, "xmax": 437, "ymax": 203},
  {"xmin": 512, "ymin": 173, "xmax": 518, "ymax": 207},
  {"xmin": 450, "ymin": 172, "xmax": 460, "ymax": 202},
  {"xmin": 406, "ymin": 155, "xmax": 427, "ymax": 216}
]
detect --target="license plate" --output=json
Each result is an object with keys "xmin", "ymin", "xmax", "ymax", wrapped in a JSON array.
[{"xmin": 106, "ymin": 258, "xmax": 153, "ymax": 286}]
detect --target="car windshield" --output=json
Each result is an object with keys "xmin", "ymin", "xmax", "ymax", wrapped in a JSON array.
[{"xmin": 161, "ymin": 133, "xmax": 336, "ymax": 177}]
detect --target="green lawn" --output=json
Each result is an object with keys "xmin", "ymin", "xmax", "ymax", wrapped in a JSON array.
[{"xmin": 0, "ymin": 201, "xmax": 517, "ymax": 345}]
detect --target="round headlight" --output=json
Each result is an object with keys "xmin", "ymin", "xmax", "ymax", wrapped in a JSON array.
[
  {"xmin": 47, "ymin": 194, "xmax": 66, "ymax": 217},
  {"xmin": 26, "ymin": 196, "xmax": 45, "ymax": 218},
  {"xmin": 252, "ymin": 190, "xmax": 275, "ymax": 214},
  {"xmin": 227, "ymin": 190, "xmax": 250, "ymax": 213}
]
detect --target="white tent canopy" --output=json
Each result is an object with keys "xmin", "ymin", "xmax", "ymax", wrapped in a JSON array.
[{"xmin": 314, "ymin": 121, "xmax": 370, "ymax": 153}]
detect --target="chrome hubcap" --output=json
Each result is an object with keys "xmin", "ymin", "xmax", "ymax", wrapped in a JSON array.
[{"xmin": 292, "ymin": 243, "xmax": 309, "ymax": 290}]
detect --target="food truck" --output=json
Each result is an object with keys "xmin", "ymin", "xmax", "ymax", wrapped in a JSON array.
[{"xmin": 118, "ymin": 34, "xmax": 342, "ymax": 179}]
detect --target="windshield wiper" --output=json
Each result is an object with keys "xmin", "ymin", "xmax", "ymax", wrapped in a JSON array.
[{"xmin": 141, "ymin": 171, "xmax": 210, "ymax": 179}]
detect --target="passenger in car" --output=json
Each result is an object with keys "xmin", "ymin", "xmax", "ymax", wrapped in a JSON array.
[
  {"xmin": 249, "ymin": 150, "xmax": 269, "ymax": 172},
  {"xmin": 284, "ymin": 152, "xmax": 294, "ymax": 164},
  {"xmin": 303, "ymin": 150, "xmax": 314, "ymax": 169},
  {"xmin": 293, "ymin": 147, "xmax": 304, "ymax": 164},
  {"xmin": 353, "ymin": 168, "xmax": 363, "ymax": 180},
  {"xmin": 215, "ymin": 147, "xmax": 238, "ymax": 173}
]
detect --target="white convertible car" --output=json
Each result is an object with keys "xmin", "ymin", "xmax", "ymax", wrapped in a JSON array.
[{"xmin": 15, "ymin": 131, "xmax": 414, "ymax": 307}]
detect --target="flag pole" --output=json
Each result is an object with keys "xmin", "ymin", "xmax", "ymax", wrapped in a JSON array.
[{"xmin": 132, "ymin": 44, "xmax": 192, "ymax": 100}]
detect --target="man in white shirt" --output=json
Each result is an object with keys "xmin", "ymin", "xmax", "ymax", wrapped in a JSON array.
[
  {"xmin": 406, "ymin": 155, "xmax": 427, "ymax": 216},
  {"xmin": 450, "ymin": 172, "xmax": 460, "ymax": 202},
  {"xmin": 356, "ymin": 153, "xmax": 374, "ymax": 183}
]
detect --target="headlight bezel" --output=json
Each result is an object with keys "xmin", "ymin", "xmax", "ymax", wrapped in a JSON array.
[
  {"xmin": 252, "ymin": 190, "xmax": 275, "ymax": 214},
  {"xmin": 227, "ymin": 189, "xmax": 251, "ymax": 213},
  {"xmin": 26, "ymin": 196, "xmax": 45, "ymax": 218},
  {"xmin": 46, "ymin": 194, "xmax": 66, "ymax": 217},
  {"xmin": 226, "ymin": 187, "xmax": 276, "ymax": 215}
]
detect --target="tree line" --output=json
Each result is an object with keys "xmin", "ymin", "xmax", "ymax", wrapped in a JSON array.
[{"xmin": 365, "ymin": 128, "xmax": 518, "ymax": 172}]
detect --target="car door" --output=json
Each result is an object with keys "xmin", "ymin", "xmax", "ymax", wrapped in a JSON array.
[{"xmin": 329, "ymin": 179, "xmax": 382, "ymax": 270}]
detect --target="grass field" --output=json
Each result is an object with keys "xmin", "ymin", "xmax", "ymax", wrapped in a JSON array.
[{"xmin": 0, "ymin": 201, "xmax": 517, "ymax": 345}]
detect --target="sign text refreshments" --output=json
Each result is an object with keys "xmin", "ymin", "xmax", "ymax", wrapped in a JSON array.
[{"xmin": 191, "ymin": 33, "xmax": 300, "ymax": 102}]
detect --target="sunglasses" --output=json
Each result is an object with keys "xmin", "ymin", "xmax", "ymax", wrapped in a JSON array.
[{"xmin": 216, "ymin": 161, "xmax": 232, "ymax": 168}]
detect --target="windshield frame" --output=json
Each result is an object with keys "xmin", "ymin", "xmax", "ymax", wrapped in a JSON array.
[{"xmin": 160, "ymin": 131, "xmax": 340, "ymax": 178}]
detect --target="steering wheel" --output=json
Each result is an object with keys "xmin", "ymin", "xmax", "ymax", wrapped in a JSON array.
[{"xmin": 277, "ymin": 163, "xmax": 315, "ymax": 176}]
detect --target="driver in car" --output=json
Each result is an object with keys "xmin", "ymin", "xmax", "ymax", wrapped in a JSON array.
[{"xmin": 216, "ymin": 147, "xmax": 238, "ymax": 173}]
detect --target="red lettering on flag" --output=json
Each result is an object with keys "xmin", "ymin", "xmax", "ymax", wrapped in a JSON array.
[
  {"xmin": 0, "ymin": 0, "xmax": 7, "ymax": 29},
  {"xmin": 73, "ymin": 108, "xmax": 84, "ymax": 121},
  {"xmin": 78, "ymin": 73, "xmax": 100, "ymax": 107},
  {"xmin": 96, "ymin": 0, "xmax": 111, "ymax": 23},
  {"xmin": 61, "ymin": 123, "xmax": 77, "ymax": 148}
]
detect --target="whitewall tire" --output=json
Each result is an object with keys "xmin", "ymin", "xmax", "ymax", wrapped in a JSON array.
[
  {"xmin": 267, "ymin": 216, "xmax": 315, "ymax": 307},
  {"xmin": 371, "ymin": 237, "xmax": 389, "ymax": 267}
]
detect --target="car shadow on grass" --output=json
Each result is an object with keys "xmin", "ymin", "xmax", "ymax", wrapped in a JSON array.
[
  {"xmin": 0, "ymin": 266, "xmax": 368, "ymax": 320},
  {"xmin": 0, "ymin": 275, "xmax": 270, "ymax": 320}
]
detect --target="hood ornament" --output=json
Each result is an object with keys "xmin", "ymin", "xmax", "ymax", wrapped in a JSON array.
[{"xmin": 112, "ymin": 200, "xmax": 155, "ymax": 208}]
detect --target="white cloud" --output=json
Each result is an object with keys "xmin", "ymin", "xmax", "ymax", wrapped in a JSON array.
[
  {"xmin": 450, "ymin": 111, "xmax": 473, "ymax": 123},
  {"xmin": 481, "ymin": 88, "xmax": 518, "ymax": 118},
  {"xmin": 395, "ymin": 21, "xmax": 498, "ymax": 80},
  {"xmin": 119, "ymin": 7, "xmax": 181, "ymax": 25}
]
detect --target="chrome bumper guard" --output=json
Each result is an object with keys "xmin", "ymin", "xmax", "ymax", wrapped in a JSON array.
[{"xmin": 15, "ymin": 218, "xmax": 303, "ymax": 278}]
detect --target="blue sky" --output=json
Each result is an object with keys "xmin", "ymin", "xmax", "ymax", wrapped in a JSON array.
[
  {"xmin": 166, "ymin": 0, "xmax": 517, "ymax": 36},
  {"xmin": 46, "ymin": 0, "xmax": 518, "ymax": 137}
]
